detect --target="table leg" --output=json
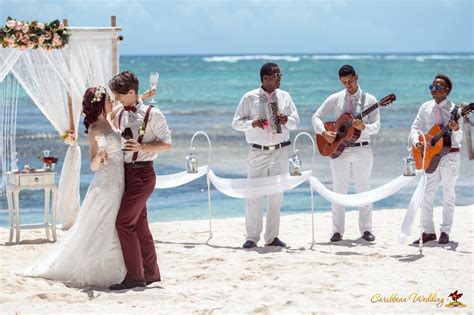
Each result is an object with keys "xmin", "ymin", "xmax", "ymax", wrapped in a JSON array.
[
  {"xmin": 44, "ymin": 188, "xmax": 50, "ymax": 240},
  {"xmin": 6, "ymin": 189, "xmax": 14, "ymax": 244},
  {"xmin": 14, "ymin": 190, "xmax": 20, "ymax": 244},
  {"xmin": 51, "ymin": 187, "xmax": 57, "ymax": 242}
]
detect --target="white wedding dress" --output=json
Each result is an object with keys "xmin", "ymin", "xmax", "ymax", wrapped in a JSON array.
[{"xmin": 19, "ymin": 132, "xmax": 126, "ymax": 287}]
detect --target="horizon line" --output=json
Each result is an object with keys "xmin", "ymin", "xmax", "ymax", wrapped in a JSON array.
[{"xmin": 121, "ymin": 51, "xmax": 474, "ymax": 57}]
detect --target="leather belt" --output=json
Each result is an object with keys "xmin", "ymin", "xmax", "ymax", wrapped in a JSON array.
[
  {"xmin": 449, "ymin": 148, "xmax": 460, "ymax": 153},
  {"xmin": 346, "ymin": 141, "xmax": 369, "ymax": 147},
  {"xmin": 124, "ymin": 161, "xmax": 153, "ymax": 168},
  {"xmin": 251, "ymin": 141, "xmax": 291, "ymax": 150}
]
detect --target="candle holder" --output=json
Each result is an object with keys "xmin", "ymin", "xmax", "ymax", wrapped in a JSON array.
[
  {"xmin": 289, "ymin": 150, "xmax": 302, "ymax": 176},
  {"xmin": 185, "ymin": 147, "xmax": 199, "ymax": 173},
  {"xmin": 403, "ymin": 149, "xmax": 416, "ymax": 176}
]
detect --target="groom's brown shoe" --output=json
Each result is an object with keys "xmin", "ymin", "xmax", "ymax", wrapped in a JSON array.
[{"xmin": 109, "ymin": 278, "xmax": 145, "ymax": 290}]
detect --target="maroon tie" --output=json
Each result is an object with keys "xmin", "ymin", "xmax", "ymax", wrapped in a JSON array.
[
  {"xmin": 124, "ymin": 106, "xmax": 137, "ymax": 112},
  {"xmin": 434, "ymin": 104, "xmax": 443, "ymax": 126},
  {"xmin": 346, "ymin": 95, "xmax": 354, "ymax": 114}
]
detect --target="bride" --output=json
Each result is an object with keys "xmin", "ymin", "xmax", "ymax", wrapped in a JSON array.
[{"xmin": 19, "ymin": 86, "xmax": 130, "ymax": 287}]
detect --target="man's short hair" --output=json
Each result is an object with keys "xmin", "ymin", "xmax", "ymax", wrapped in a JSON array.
[
  {"xmin": 435, "ymin": 73, "xmax": 452, "ymax": 94},
  {"xmin": 338, "ymin": 64, "xmax": 356, "ymax": 77},
  {"xmin": 260, "ymin": 63, "xmax": 279, "ymax": 82},
  {"xmin": 108, "ymin": 71, "xmax": 139, "ymax": 94}
]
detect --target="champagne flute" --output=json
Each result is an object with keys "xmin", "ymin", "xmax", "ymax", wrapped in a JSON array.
[
  {"xmin": 95, "ymin": 135, "xmax": 108, "ymax": 165},
  {"xmin": 149, "ymin": 72, "xmax": 159, "ymax": 104}
]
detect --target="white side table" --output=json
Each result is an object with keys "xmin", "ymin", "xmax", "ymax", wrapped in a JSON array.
[{"xmin": 6, "ymin": 171, "xmax": 57, "ymax": 244}]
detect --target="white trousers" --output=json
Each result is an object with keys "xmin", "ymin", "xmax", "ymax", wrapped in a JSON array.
[
  {"xmin": 330, "ymin": 146, "xmax": 373, "ymax": 235},
  {"xmin": 245, "ymin": 146, "xmax": 288, "ymax": 244},
  {"xmin": 420, "ymin": 152, "xmax": 460, "ymax": 234}
]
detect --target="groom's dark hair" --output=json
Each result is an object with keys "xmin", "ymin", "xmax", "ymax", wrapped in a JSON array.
[{"xmin": 109, "ymin": 71, "xmax": 139, "ymax": 95}]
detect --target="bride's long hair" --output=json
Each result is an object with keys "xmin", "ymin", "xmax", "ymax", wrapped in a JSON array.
[{"xmin": 82, "ymin": 87, "xmax": 106, "ymax": 134}]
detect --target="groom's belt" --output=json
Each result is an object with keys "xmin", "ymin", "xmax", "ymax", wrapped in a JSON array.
[
  {"xmin": 124, "ymin": 161, "xmax": 153, "ymax": 168},
  {"xmin": 251, "ymin": 141, "xmax": 291, "ymax": 150}
]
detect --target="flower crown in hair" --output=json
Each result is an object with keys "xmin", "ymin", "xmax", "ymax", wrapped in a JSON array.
[{"xmin": 91, "ymin": 86, "xmax": 106, "ymax": 103}]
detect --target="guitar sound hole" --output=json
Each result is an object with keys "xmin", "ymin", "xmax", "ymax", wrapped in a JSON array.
[{"xmin": 338, "ymin": 125, "xmax": 346, "ymax": 136}]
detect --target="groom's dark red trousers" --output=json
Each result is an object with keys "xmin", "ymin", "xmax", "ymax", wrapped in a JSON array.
[{"xmin": 116, "ymin": 163, "xmax": 161, "ymax": 282}]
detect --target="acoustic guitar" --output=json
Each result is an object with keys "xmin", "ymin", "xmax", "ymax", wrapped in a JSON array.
[
  {"xmin": 413, "ymin": 103, "xmax": 474, "ymax": 173},
  {"xmin": 316, "ymin": 94, "xmax": 396, "ymax": 158}
]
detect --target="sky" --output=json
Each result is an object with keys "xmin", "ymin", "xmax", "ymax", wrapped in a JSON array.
[{"xmin": 2, "ymin": 0, "xmax": 473, "ymax": 55}]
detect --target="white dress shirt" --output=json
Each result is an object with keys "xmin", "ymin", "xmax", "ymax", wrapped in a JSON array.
[
  {"xmin": 312, "ymin": 87, "xmax": 380, "ymax": 143},
  {"xmin": 114, "ymin": 98, "xmax": 172, "ymax": 163},
  {"xmin": 410, "ymin": 98, "xmax": 463, "ymax": 148},
  {"xmin": 232, "ymin": 87, "xmax": 299, "ymax": 145}
]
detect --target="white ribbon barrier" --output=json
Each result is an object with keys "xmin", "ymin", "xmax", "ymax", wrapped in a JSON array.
[
  {"xmin": 398, "ymin": 171, "xmax": 427, "ymax": 244},
  {"xmin": 150, "ymin": 128, "xmax": 427, "ymax": 248},
  {"xmin": 308, "ymin": 172, "xmax": 421, "ymax": 207},
  {"xmin": 155, "ymin": 166, "xmax": 208, "ymax": 189},
  {"xmin": 208, "ymin": 170, "xmax": 312, "ymax": 199},
  {"xmin": 154, "ymin": 166, "xmax": 426, "ymax": 247}
]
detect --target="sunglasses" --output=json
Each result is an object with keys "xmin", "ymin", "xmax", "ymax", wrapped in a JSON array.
[
  {"xmin": 429, "ymin": 84, "xmax": 446, "ymax": 92},
  {"xmin": 266, "ymin": 72, "xmax": 283, "ymax": 79}
]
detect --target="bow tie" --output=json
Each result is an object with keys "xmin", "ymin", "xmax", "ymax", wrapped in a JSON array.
[{"xmin": 123, "ymin": 106, "xmax": 137, "ymax": 112}]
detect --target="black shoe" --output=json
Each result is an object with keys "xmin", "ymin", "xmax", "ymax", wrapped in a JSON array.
[
  {"xmin": 109, "ymin": 278, "xmax": 146, "ymax": 290},
  {"xmin": 362, "ymin": 231, "xmax": 375, "ymax": 242},
  {"xmin": 412, "ymin": 233, "xmax": 437, "ymax": 245},
  {"xmin": 243, "ymin": 240, "xmax": 257, "ymax": 249},
  {"xmin": 265, "ymin": 237, "xmax": 286, "ymax": 247},
  {"xmin": 330, "ymin": 232, "xmax": 342, "ymax": 242},
  {"xmin": 439, "ymin": 232, "xmax": 449, "ymax": 244}
]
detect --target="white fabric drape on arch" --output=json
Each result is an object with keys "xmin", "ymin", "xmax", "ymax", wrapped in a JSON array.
[
  {"xmin": 0, "ymin": 28, "xmax": 117, "ymax": 229},
  {"xmin": 0, "ymin": 48, "xmax": 22, "ymax": 83},
  {"xmin": 56, "ymin": 29, "xmax": 115, "ymax": 229}
]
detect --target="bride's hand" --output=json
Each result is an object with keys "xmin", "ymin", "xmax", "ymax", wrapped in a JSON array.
[
  {"xmin": 97, "ymin": 149, "xmax": 108, "ymax": 162},
  {"xmin": 141, "ymin": 88, "xmax": 156, "ymax": 101}
]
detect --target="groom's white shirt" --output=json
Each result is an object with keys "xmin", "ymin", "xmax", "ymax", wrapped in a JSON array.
[{"xmin": 114, "ymin": 98, "xmax": 172, "ymax": 163}]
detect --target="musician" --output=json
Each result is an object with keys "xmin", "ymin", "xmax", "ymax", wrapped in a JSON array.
[
  {"xmin": 232, "ymin": 63, "xmax": 300, "ymax": 249},
  {"xmin": 411, "ymin": 74, "xmax": 462, "ymax": 245},
  {"xmin": 312, "ymin": 64, "xmax": 380, "ymax": 242}
]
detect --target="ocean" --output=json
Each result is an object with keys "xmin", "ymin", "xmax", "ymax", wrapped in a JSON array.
[{"xmin": 1, "ymin": 53, "xmax": 473, "ymax": 227}]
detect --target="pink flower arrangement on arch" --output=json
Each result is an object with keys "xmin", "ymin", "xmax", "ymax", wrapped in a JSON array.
[{"xmin": 0, "ymin": 17, "xmax": 71, "ymax": 50}]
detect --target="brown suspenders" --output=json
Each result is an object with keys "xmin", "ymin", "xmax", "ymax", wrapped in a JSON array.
[{"xmin": 119, "ymin": 106, "xmax": 153, "ymax": 163}]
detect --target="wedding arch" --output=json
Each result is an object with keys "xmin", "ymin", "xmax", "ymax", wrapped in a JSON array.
[{"xmin": 0, "ymin": 16, "xmax": 122, "ymax": 229}]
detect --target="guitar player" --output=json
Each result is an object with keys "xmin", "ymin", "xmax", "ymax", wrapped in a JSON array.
[
  {"xmin": 410, "ymin": 74, "xmax": 462, "ymax": 245},
  {"xmin": 312, "ymin": 64, "xmax": 380, "ymax": 243}
]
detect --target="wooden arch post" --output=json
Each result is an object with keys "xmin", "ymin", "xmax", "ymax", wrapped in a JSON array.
[
  {"xmin": 111, "ymin": 16, "xmax": 120, "ymax": 76},
  {"xmin": 63, "ymin": 18, "xmax": 75, "ymax": 134}
]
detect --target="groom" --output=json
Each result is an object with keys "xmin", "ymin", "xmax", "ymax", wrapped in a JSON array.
[{"xmin": 108, "ymin": 71, "xmax": 172, "ymax": 290}]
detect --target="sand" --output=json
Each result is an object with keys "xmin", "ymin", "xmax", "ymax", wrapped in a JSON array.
[{"xmin": 0, "ymin": 205, "xmax": 472, "ymax": 314}]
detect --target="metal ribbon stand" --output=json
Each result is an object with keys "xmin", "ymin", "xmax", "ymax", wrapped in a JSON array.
[
  {"xmin": 292, "ymin": 132, "xmax": 316, "ymax": 249},
  {"xmin": 190, "ymin": 131, "xmax": 213, "ymax": 243}
]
